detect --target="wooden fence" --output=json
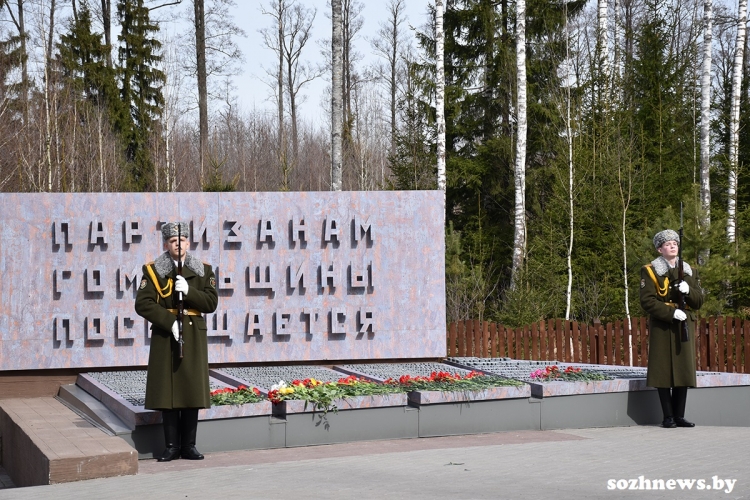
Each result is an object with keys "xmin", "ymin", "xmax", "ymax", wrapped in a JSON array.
[{"xmin": 447, "ymin": 317, "xmax": 750, "ymax": 374}]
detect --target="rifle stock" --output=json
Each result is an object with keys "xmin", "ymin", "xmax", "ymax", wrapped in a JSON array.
[{"xmin": 177, "ymin": 223, "xmax": 184, "ymax": 359}]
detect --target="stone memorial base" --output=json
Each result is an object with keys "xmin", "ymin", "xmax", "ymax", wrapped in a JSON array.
[{"xmin": 3, "ymin": 359, "xmax": 750, "ymax": 488}]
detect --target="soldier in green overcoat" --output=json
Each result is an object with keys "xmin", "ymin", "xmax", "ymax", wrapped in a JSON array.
[
  {"xmin": 135, "ymin": 221, "xmax": 218, "ymax": 461},
  {"xmin": 640, "ymin": 229, "xmax": 703, "ymax": 429}
]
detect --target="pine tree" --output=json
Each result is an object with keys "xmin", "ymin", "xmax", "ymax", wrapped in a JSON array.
[
  {"xmin": 437, "ymin": 0, "xmax": 584, "ymax": 321},
  {"xmin": 0, "ymin": 29, "xmax": 27, "ymax": 127},
  {"xmin": 117, "ymin": 0, "xmax": 165, "ymax": 191},
  {"xmin": 57, "ymin": 5, "xmax": 125, "ymax": 130},
  {"xmin": 387, "ymin": 54, "xmax": 436, "ymax": 190}
]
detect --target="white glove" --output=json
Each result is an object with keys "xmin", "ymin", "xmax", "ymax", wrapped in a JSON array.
[
  {"xmin": 171, "ymin": 321, "xmax": 179, "ymax": 341},
  {"xmin": 678, "ymin": 281, "xmax": 689, "ymax": 294},
  {"xmin": 673, "ymin": 309, "xmax": 687, "ymax": 321},
  {"xmin": 175, "ymin": 275, "xmax": 189, "ymax": 296}
]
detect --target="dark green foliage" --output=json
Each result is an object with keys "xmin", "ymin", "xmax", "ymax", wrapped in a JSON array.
[
  {"xmin": 203, "ymin": 156, "xmax": 237, "ymax": 192},
  {"xmin": 0, "ymin": 30, "xmax": 26, "ymax": 125},
  {"xmin": 117, "ymin": 0, "xmax": 165, "ymax": 191},
  {"xmin": 57, "ymin": 6, "xmax": 124, "ymax": 126},
  {"xmin": 434, "ymin": 0, "xmax": 585, "ymax": 324},
  {"xmin": 388, "ymin": 56, "xmax": 437, "ymax": 190},
  {"xmin": 404, "ymin": 0, "xmax": 750, "ymax": 325}
]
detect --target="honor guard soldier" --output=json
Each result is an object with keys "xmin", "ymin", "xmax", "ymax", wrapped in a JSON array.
[
  {"xmin": 640, "ymin": 229, "xmax": 703, "ymax": 428},
  {"xmin": 135, "ymin": 221, "xmax": 218, "ymax": 461}
]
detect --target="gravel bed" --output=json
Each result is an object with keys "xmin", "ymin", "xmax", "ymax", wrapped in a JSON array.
[
  {"xmin": 339, "ymin": 362, "xmax": 472, "ymax": 381},
  {"xmin": 86, "ymin": 370, "xmax": 225, "ymax": 406},
  {"xmin": 220, "ymin": 366, "xmax": 344, "ymax": 390}
]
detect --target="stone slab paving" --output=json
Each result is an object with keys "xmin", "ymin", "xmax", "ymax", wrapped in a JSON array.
[
  {"xmin": 1, "ymin": 425, "xmax": 748, "ymax": 499},
  {"xmin": 0, "ymin": 398, "xmax": 137, "ymax": 487}
]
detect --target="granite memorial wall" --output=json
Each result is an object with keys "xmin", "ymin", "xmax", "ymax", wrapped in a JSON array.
[{"xmin": 0, "ymin": 191, "xmax": 445, "ymax": 370}]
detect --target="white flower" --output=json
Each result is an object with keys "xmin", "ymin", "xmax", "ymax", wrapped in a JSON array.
[{"xmin": 270, "ymin": 380, "xmax": 287, "ymax": 391}]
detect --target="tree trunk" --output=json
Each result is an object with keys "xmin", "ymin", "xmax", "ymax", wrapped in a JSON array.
[
  {"xmin": 342, "ymin": 0, "xmax": 352, "ymax": 132},
  {"xmin": 728, "ymin": 0, "xmax": 747, "ymax": 244},
  {"xmin": 436, "ymin": 0, "xmax": 446, "ymax": 193},
  {"xmin": 194, "ymin": 0, "xmax": 208, "ymax": 186},
  {"xmin": 44, "ymin": 0, "xmax": 57, "ymax": 191},
  {"xmin": 598, "ymin": 0, "xmax": 609, "ymax": 88},
  {"xmin": 564, "ymin": 3, "xmax": 573, "ymax": 321},
  {"xmin": 11, "ymin": 0, "xmax": 30, "ymax": 126},
  {"xmin": 101, "ymin": 0, "xmax": 112, "ymax": 67},
  {"xmin": 389, "ymin": 0, "xmax": 402, "ymax": 154},
  {"xmin": 700, "ymin": 0, "xmax": 712, "ymax": 237},
  {"xmin": 613, "ymin": 0, "xmax": 620, "ymax": 87},
  {"xmin": 331, "ymin": 0, "xmax": 343, "ymax": 190},
  {"xmin": 511, "ymin": 0, "xmax": 527, "ymax": 287},
  {"xmin": 277, "ymin": 1, "xmax": 287, "ymax": 189},
  {"xmin": 287, "ymin": 56, "xmax": 298, "ymax": 174}
]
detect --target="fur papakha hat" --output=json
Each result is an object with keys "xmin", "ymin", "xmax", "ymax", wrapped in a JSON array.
[
  {"xmin": 161, "ymin": 221, "xmax": 189, "ymax": 241},
  {"xmin": 653, "ymin": 229, "xmax": 680, "ymax": 249}
]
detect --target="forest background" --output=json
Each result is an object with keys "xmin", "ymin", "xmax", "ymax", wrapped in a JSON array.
[{"xmin": 1, "ymin": 0, "xmax": 749, "ymax": 328}]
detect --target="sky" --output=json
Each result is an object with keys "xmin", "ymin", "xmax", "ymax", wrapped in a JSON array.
[
  {"xmin": 4, "ymin": 0, "xmax": 431, "ymax": 128},
  {"xmin": 226, "ymin": 0, "xmax": 431, "ymax": 124}
]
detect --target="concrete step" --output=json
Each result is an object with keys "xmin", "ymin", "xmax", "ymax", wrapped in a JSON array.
[
  {"xmin": 57, "ymin": 384, "xmax": 132, "ymax": 435},
  {"xmin": 0, "ymin": 397, "xmax": 137, "ymax": 487}
]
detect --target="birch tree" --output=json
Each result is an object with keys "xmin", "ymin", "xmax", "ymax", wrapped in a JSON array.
[
  {"xmin": 42, "ymin": 0, "xmax": 57, "ymax": 191},
  {"xmin": 598, "ymin": 0, "xmax": 609, "ymax": 93},
  {"xmin": 563, "ymin": 1, "xmax": 573, "ymax": 321},
  {"xmin": 727, "ymin": 0, "xmax": 747, "ymax": 244},
  {"xmin": 436, "ymin": 0, "xmax": 445, "ymax": 193},
  {"xmin": 700, "ymin": 0, "xmax": 712, "ymax": 234},
  {"xmin": 331, "ymin": 0, "xmax": 343, "ymax": 190},
  {"xmin": 511, "ymin": 0, "xmax": 527, "ymax": 287}
]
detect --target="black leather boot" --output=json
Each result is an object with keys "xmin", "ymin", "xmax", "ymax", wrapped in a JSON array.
[
  {"xmin": 157, "ymin": 410, "xmax": 181, "ymax": 461},
  {"xmin": 657, "ymin": 388, "xmax": 676, "ymax": 428},
  {"xmin": 179, "ymin": 409, "xmax": 204, "ymax": 460},
  {"xmin": 672, "ymin": 387, "xmax": 695, "ymax": 427}
]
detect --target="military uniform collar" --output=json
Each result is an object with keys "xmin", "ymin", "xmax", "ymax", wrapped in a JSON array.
[
  {"xmin": 153, "ymin": 251, "xmax": 205, "ymax": 278},
  {"xmin": 651, "ymin": 256, "xmax": 692, "ymax": 277}
]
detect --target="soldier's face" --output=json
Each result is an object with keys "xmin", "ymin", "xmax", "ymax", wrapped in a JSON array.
[
  {"xmin": 165, "ymin": 236, "xmax": 188, "ymax": 261},
  {"xmin": 658, "ymin": 240, "xmax": 679, "ymax": 259}
]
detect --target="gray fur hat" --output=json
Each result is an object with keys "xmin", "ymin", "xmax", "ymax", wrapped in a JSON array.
[
  {"xmin": 161, "ymin": 221, "xmax": 189, "ymax": 241},
  {"xmin": 653, "ymin": 229, "xmax": 680, "ymax": 249}
]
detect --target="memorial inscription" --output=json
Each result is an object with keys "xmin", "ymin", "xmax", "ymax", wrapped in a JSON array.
[{"xmin": 51, "ymin": 216, "xmax": 375, "ymax": 343}]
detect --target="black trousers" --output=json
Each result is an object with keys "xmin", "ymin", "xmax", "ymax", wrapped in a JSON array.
[
  {"xmin": 161, "ymin": 408, "xmax": 200, "ymax": 450},
  {"xmin": 657, "ymin": 387, "xmax": 688, "ymax": 419}
]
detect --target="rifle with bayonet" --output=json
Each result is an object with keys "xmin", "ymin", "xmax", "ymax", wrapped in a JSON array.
[
  {"xmin": 177, "ymin": 223, "xmax": 185, "ymax": 359},
  {"xmin": 677, "ymin": 204, "xmax": 690, "ymax": 342}
]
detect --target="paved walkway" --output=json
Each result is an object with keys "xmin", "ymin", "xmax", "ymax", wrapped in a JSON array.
[{"xmin": 1, "ymin": 425, "xmax": 748, "ymax": 499}]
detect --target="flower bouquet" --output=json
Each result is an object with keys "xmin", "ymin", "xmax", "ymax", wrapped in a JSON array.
[
  {"xmin": 267, "ymin": 376, "xmax": 405, "ymax": 414},
  {"xmin": 529, "ymin": 365, "xmax": 609, "ymax": 382},
  {"xmin": 384, "ymin": 370, "xmax": 523, "ymax": 391},
  {"xmin": 210, "ymin": 385, "xmax": 265, "ymax": 406},
  {"xmin": 386, "ymin": 370, "xmax": 527, "ymax": 405}
]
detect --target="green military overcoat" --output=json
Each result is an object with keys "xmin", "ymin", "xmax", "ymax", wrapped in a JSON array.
[
  {"xmin": 640, "ymin": 256, "xmax": 703, "ymax": 388},
  {"xmin": 135, "ymin": 252, "xmax": 218, "ymax": 410}
]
